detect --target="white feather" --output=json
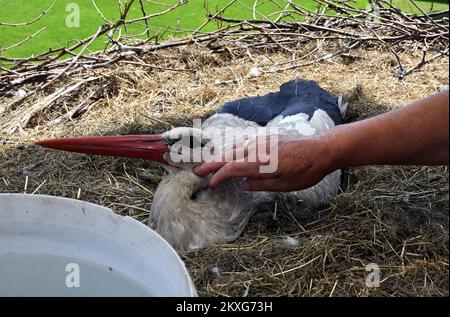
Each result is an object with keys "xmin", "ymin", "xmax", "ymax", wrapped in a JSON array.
[{"xmin": 284, "ymin": 236, "xmax": 300, "ymax": 247}]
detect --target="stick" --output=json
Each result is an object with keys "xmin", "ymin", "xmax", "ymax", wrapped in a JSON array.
[
  {"xmin": 4, "ymin": 77, "xmax": 100, "ymax": 133},
  {"xmin": 0, "ymin": 0, "xmax": 57, "ymax": 26}
]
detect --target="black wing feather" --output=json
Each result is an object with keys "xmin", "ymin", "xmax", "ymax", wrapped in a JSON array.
[{"xmin": 217, "ymin": 78, "xmax": 343, "ymax": 126}]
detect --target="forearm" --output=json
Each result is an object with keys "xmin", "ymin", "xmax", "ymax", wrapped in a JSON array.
[
  {"xmin": 196, "ymin": 91, "xmax": 448, "ymax": 191},
  {"xmin": 326, "ymin": 90, "xmax": 449, "ymax": 169}
]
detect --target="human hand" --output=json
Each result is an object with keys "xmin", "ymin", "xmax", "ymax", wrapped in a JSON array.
[{"xmin": 193, "ymin": 134, "xmax": 339, "ymax": 192}]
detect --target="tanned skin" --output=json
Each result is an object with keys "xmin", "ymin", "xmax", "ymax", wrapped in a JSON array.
[{"xmin": 194, "ymin": 90, "xmax": 449, "ymax": 192}]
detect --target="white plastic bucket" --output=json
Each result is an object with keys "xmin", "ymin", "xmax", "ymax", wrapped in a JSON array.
[{"xmin": 0, "ymin": 194, "xmax": 197, "ymax": 297}]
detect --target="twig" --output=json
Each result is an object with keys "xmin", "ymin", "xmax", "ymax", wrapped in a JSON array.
[
  {"xmin": 12, "ymin": 161, "xmax": 44, "ymax": 177},
  {"xmin": 194, "ymin": 0, "xmax": 239, "ymax": 34},
  {"xmin": 125, "ymin": 0, "xmax": 187, "ymax": 23},
  {"xmin": 1, "ymin": 27, "xmax": 47, "ymax": 53},
  {"xmin": 138, "ymin": 0, "xmax": 152, "ymax": 39},
  {"xmin": 276, "ymin": 41, "xmax": 360, "ymax": 72},
  {"xmin": 5, "ymin": 77, "xmax": 100, "ymax": 133},
  {"xmin": 408, "ymin": 0, "xmax": 447, "ymax": 32},
  {"xmin": 118, "ymin": 59, "xmax": 194, "ymax": 72},
  {"xmin": 401, "ymin": 48, "xmax": 449, "ymax": 79},
  {"xmin": 43, "ymin": 26, "xmax": 104, "ymax": 89},
  {"xmin": 92, "ymin": 0, "xmax": 113, "ymax": 24},
  {"xmin": 0, "ymin": 0, "xmax": 57, "ymax": 26}
]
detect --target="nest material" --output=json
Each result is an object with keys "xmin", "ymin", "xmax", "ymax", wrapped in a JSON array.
[{"xmin": 0, "ymin": 40, "xmax": 448, "ymax": 296}]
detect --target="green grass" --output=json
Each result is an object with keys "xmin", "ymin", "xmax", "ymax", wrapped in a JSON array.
[{"xmin": 0, "ymin": 0, "xmax": 448, "ymax": 58}]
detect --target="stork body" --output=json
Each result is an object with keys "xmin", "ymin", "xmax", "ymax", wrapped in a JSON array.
[
  {"xmin": 152, "ymin": 108, "xmax": 343, "ymax": 252},
  {"xmin": 37, "ymin": 79, "xmax": 347, "ymax": 253}
]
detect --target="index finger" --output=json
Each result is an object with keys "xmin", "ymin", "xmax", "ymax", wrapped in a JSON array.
[
  {"xmin": 194, "ymin": 143, "xmax": 249, "ymax": 176},
  {"xmin": 193, "ymin": 161, "xmax": 227, "ymax": 176},
  {"xmin": 208, "ymin": 161, "xmax": 269, "ymax": 187}
]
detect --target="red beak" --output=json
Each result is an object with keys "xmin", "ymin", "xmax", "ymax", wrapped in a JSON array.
[{"xmin": 36, "ymin": 135, "xmax": 170, "ymax": 165}]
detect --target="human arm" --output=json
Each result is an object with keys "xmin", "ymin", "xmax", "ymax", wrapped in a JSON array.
[{"xmin": 194, "ymin": 90, "xmax": 449, "ymax": 191}]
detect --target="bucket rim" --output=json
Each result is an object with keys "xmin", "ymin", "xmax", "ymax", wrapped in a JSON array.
[{"xmin": 0, "ymin": 193, "xmax": 197, "ymax": 297}]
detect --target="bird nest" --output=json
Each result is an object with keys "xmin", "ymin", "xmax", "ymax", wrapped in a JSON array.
[{"xmin": 0, "ymin": 38, "xmax": 448, "ymax": 296}]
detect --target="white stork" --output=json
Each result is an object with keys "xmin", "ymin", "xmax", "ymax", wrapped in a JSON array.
[{"xmin": 37, "ymin": 78, "xmax": 347, "ymax": 252}]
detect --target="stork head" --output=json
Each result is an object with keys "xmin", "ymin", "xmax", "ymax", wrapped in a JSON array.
[
  {"xmin": 160, "ymin": 127, "xmax": 213, "ymax": 170},
  {"xmin": 149, "ymin": 169, "xmax": 254, "ymax": 253},
  {"xmin": 36, "ymin": 127, "xmax": 212, "ymax": 168}
]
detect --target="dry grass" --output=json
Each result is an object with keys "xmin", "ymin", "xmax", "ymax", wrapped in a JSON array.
[{"xmin": 0, "ymin": 41, "xmax": 448, "ymax": 296}]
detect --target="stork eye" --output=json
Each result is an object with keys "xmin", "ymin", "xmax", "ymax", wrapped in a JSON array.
[
  {"xmin": 165, "ymin": 137, "xmax": 181, "ymax": 146},
  {"xmin": 186, "ymin": 135, "xmax": 205, "ymax": 149},
  {"xmin": 190, "ymin": 191, "xmax": 199, "ymax": 201},
  {"xmin": 165, "ymin": 135, "xmax": 208, "ymax": 148},
  {"xmin": 190, "ymin": 186, "xmax": 208, "ymax": 201}
]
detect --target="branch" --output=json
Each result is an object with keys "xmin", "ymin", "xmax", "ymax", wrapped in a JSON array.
[
  {"xmin": 0, "ymin": 0, "xmax": 57, "ymax": 26},
  {"xmin": 138, "ymin": 0, "xmax": 152, "ymax": 39},
  {"xmin": 1, "ymin": 27, "xmax": 47, "ymax": 53},
  {"xmin": 91, "ymin": 0, "xmax": 113, "ymax": 24},
  {"xmin": 125, "ymin": 0, "xmax": 187, "ymax": 23}
]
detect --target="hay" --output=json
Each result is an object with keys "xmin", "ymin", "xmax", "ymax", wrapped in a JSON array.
[{"xmin": 0, "ymin": 42, "xmax": 448, "ymax": 296}]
